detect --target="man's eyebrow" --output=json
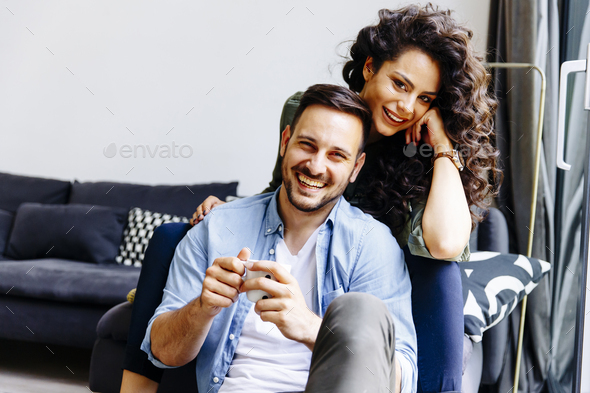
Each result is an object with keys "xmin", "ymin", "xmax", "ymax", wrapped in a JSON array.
[
  {"xmin": 393, "ymin": 71, "xmax": 438, "ymax": 96},
  {"xmin": 297, "ymin": 133, "xmax": 353, "ymax": 158}
]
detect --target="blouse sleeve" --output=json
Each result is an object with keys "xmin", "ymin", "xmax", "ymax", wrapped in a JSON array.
[
  {"xmin": 261, "ymin": 91, "xmax": 303, "ymax": 194},
  {"xmin": 406, "ymin": 200, "xmax": 471, "ymax": 261}
]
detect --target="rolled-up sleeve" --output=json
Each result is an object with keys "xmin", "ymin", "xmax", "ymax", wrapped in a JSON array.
[
  {"xmin": 406, "ymin": 201, "xmax": 470, "ymax": 262},
  {"xmin": 350, "ymin": 221, "xmax": 418, "ymax": 393},
  {"xmin": 140, "ymin": 224, "xmax": 209, "ymax": 368}
]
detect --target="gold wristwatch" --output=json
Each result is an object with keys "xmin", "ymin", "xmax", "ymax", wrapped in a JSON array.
[{"xmin": 432, "ymin": 150, "xmax": 464, "ymax": 171}]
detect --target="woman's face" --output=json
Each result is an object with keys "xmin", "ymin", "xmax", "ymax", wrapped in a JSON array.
[{"xmin": 359, "ymin": 49, "xmax": 441, "ymax": 140}]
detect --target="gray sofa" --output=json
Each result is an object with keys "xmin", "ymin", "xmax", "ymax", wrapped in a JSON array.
[{"xmin": 0, "ymin": 171, "xmax": 237, "ymax": 349}]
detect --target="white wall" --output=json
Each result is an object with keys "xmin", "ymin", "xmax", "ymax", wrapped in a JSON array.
[{"xmin": 0, "ymin": 0, "xmax": 490, "ymax": 197}]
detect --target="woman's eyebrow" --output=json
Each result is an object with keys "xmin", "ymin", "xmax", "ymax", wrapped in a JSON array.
[{"xmin": 393, "ymin": 71, "xmax": 437, "ymax": 96}]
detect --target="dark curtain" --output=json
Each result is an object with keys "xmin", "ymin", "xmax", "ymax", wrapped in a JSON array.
[{"xmin": 484, "ymin": 0, "xmax": 558, "ymax": 392}]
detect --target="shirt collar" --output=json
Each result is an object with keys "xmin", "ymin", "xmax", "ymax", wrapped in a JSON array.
[{"xmin": 264, "ymin": 186, "xmax": 341, "ymax": 237}]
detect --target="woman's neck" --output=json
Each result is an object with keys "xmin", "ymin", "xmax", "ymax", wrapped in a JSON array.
[{"xmin": 366, "ymin": 126, "xmax": 383, "ymax": 145}]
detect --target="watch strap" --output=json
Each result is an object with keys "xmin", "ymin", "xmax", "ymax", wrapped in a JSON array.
[{"xmin": 432, "ymin": 150, "xmax": 464, "ymax": 171}]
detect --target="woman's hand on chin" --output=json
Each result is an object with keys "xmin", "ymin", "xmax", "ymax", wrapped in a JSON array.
[{"xmin": 405, "ymin": 107, "xmax": 453, "ymax": 153}]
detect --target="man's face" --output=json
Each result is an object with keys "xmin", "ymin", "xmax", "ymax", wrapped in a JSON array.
[{"xmin": 279, "ymin": 105, "xmax": 366, "ymax": 213}]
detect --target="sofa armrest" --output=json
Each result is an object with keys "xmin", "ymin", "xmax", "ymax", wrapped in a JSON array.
[
  {"xmin": 96, "ymin": 301, "xmax": 133, "ymax": 341},
  {"xmin": 477, "ymin": 208, "xmax": 509, "ymax": 254}
]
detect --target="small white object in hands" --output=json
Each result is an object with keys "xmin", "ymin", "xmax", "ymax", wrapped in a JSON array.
[{"xmin": 243, "ymin": 260, "xmax": 291, "ymax": 302}]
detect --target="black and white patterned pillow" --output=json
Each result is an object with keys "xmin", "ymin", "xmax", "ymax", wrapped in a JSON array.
[
  {"xmin": 461, "ymin": 252, "xmax": 551, "ymax": 342},
  {"xmin": 116, "ymin": 207, "xmax": 189, "ymax": 267}
]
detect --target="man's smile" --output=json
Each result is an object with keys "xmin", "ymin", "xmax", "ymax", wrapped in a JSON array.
[{"xmin": 297, "ymin": 173, "xmax": 327, "ymax": 190}]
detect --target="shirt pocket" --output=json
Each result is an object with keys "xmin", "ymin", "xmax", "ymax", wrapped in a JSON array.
[{"xmin": 321, "ymin": 286, "xmax": 345, "ymax": 316}]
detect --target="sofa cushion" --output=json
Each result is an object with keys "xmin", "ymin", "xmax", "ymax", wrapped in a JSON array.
[
  {"xmin": 0, "ymin": 171, "xmax": 71, "ymax": 213},
  {"xmin": 6, "ymin": 203, "xmax": 128, "ymax": 264},
  {"xmin": 117, "ymin": 207, "xmax": 189, "ymax": 267},
  {"xmin": 0, "ymin": 209, "xmax": 14, "ymax": 255},
  {"xmin": 461, "ymin": 252, "xmax": 551, "ymax": 342},
  {"xmin": 68, "ymin": 180, "xmax": 238, "ymax": 218},
  {"xmin": 0, "ymin": 259, "xmax": 140, "ymax": 306}
]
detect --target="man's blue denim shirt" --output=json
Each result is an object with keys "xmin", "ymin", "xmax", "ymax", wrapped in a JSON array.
[{"xmin": 141, "ymin": 188, "xmax": 417, "ymax": 393}]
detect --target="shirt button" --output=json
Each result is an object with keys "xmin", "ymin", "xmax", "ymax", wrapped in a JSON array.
[
  {"xmin": 279, "ymin": 225, "xmax": 282, "ymax": 231},
  {"xmin": 269, "ymin": 249, "xmax": 275, "ymax": 255},
  {"xmin": 267, "ymin": 228, "xmax": 271, "ymax": 233},
  {"xmin": 229, "ymin": 334, "xmax": 235, "ymax": 340},
  {"xmin": 213, "ymin": 377, "xmax": 219, "ymax": 383}
]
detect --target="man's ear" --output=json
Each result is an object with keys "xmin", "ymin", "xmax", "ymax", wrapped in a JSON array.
[
  {"xmin": 363, "ymin": 57, "xmax": 375, "ymax": 82},
  {"xmin": 349, "ymin": 152, "xmax": 366, "ymax": 184},
  {"xmin": 279, "ymin": 125, "xmax": 291, "ymax": 157}
]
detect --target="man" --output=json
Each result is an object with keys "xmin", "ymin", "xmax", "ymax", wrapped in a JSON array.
[{"xmin": 141, "ymin": 84, "xmax": 417, "ymax": 393}]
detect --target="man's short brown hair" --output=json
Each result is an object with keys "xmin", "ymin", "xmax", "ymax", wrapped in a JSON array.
[{"xmin": 290, "ymin": 84, "xmax": 372, "ymax": 155}]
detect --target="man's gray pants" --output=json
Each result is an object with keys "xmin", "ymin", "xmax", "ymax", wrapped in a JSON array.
[{"xmin": 302, "ymin": 292, "xmax": 397, "ymax": 393}]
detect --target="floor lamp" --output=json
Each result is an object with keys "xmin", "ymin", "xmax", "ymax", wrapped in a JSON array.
[{"xmin": 483, "ymin": 62, "xmax": 546, "ymax": 393}]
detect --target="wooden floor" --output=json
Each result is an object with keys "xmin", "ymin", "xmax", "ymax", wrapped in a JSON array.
[{"xmin": 0, "ymin": 339, "xmax": 92, "ymax": 393}]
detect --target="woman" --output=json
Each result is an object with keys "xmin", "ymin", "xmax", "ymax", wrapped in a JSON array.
[{"xmin": 121, "ymin": 4, "xmax": 500, "ymax": 393}]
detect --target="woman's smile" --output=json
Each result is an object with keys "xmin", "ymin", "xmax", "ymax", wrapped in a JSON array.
[{"xmin": 383, "ymin": 107, "xmax": 408, "ymax": 125}]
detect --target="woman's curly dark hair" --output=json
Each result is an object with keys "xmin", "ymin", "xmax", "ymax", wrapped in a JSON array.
[{"xmin": 342, "ymin": 4, "xmax": 502, "ymax": 233}]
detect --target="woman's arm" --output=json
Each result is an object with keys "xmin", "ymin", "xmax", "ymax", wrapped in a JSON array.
[
  {"xmin": 422, "ymin": 146, "xmax": 471, "ymax": 259},
  {"xmin": 407, "ymin": 108, "xmax": 471, "ymax": 259}
]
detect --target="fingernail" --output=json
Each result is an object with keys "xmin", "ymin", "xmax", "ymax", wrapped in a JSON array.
[
  {"xmin": 245, "ymin": 262, "xmax": 253, "ymax": 269},
  {"xmin": 198, "ymin": 214, "xmax": 203, "ymax": 219}
]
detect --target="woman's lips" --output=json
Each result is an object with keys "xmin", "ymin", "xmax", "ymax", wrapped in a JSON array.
[{"xmin": 382, "ymin": 107, "xmax": 408, "ymax": 126}]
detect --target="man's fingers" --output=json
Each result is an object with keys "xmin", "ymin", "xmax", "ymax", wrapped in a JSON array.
[
  {"xmin": 237, "ymin": 247, "xmax": 251, "ymax": 262},
  {"xmin": 206, "ymin": 266, "xmax": 244, "ymax": 291},
  {"xmin": 203, "ymin": 276, "xmax": 240, "ymax": 301},
  {"xmin": 254, "ymin": 298, "xmax": 284, "ymax": 314},
  {"xmin": 240, "ymin": 276, "xmax": 288, "ymax": 298},
  {"xmin": 212, "ymin": 247, "xmax": 250, "ymax": 276},
  {"xmin": 201, "ymin": 287, "xmax": 235, "ymax": 309},
  {"xmin": 246, "ymin": 261, "xmax": 292, "ymax": 284},
  {"xmin": 259, "ymin": 310, "xmax": 288, "ymax": 325}
]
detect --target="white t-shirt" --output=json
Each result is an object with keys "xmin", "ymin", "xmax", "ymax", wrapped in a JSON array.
[{"xmin": 219, "ymin": 227, "xmax": 320, "ymax": 392}]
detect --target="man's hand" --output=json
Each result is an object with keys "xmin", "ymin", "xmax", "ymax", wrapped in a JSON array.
[
  {"xmin": 240, "ymin": 260, "xmax": 322, "ymax": 351},
  {"xmin": 151, "ymin": 247, "xmax": 250, "ymax": 366},
  {"xmin": 200, "ymin": 247, "xmax": 250, "ymax": 317}
]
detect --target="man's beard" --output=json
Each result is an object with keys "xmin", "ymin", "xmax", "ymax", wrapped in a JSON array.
[{"xmin": 281, "ymin": 161, "xmax": 352, "ymax": 213}]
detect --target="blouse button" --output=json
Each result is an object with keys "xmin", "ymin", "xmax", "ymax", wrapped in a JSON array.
[
  {"xmin": 229, "ymin": 334, "xmax": 235, "ymax": 340},
  {"xmin": 213, "ymin": 377, "xmax": 219, "ymax": 383},
  {"xmin": 269, "ymin": 249, "xmax": 275, "ymax": 255}
]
